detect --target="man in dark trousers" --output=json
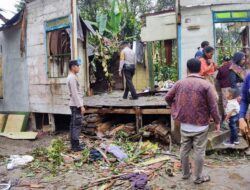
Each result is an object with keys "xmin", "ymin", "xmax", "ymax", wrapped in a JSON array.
[
  {"xmin": 119, "ymin": 41, "xmax": 138, "ymax": 100},
  {"xmin": 67, "ymin": 60, "xmax": 85, "ymax": 151},
  {"xmin": 165, "ymin": 58, "xmax": 220, "ymax": 184}
]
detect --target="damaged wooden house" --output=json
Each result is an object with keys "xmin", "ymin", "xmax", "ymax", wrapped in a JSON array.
[
  {"xmin": 0, "ymin": 0, "xmax": 250, "ymax": 145},
  {"xmin": 0, "ymin": 0, "xmax": 96, "ymax": 132}
]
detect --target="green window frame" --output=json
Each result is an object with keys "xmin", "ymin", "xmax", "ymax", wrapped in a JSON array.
[{"xmin": 213, "ymin": 10, "xmax": 250, "ymax": 23}]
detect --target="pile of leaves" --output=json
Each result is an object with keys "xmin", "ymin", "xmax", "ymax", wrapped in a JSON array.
[{"xmin": 30, "ymin": 138, "xmax": 67, "ymax": 174}]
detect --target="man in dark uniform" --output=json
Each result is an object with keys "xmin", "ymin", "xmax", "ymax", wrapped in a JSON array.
[
  {"xmin": 67, "ymin": 60, "xmax": 85, "ymax": 151},
  {"xmin": 119, "ymin": 41, "xmax": 138, "ymax": 100}
]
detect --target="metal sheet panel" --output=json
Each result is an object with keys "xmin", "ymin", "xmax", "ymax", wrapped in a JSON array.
[{"xmin": 141, "ymin": 13, "xmax": 177, "ymax": 42}]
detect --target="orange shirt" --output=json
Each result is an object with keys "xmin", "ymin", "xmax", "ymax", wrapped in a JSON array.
[{"xmin": 199, "ymin": 57, "xmax": 215, "ymax": 76}]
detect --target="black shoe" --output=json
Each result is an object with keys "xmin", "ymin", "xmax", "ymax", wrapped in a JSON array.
[
  {"xmin": 71, "ymin": 140, "xmax": 85, "ymax": 152},
  {"xmin": 123, "ymin": 96, "xmax": 128, "ymax": 99},
  {"xmin": 72, "ymin": 146, "xmax": 84, "ymax": 152},
  {"xmin": 79, "ymin": 143, "xmax": 85, "ymax": 149},
  {"xmin": 129, "ymin": 97, "xmax": 138, "ymax": 100}
]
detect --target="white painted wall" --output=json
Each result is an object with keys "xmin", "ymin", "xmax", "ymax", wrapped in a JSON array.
[
  {"xmin": 180, "ymin": 6, "xmax": 214, "ymax": 77},
  {"xmin": 180, "ymin": 2, "xmax": 250, "ymax": 78},
  {"xmin": 141, "ymin": 12, "xmax": 177, "ymax": 42}
]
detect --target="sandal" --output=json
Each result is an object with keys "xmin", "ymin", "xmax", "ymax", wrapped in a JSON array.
[{"xmin": 194, "ymin": 175, "xmax": 211, "ymax": 184}]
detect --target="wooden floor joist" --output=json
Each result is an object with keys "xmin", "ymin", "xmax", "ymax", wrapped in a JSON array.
[{"xmin": 85, "ymin": 107, "xmax": 171, "ymax": 115}]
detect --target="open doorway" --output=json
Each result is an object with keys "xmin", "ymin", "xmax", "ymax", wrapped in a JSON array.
[
  {"xmin": 147, "ymin": 39, "xmax": 178, "ymax": 91},
  {"xmin": 215, "ymin": 22, "xmax": 250, "ymax": 66},
  {"xmin": 213, "ymin": 11, "xmax": 250, "ymax": 66}
]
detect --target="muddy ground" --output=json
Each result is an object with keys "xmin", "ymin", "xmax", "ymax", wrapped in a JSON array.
[{"xmin": 0, "ymin": 133, "xmax": 250, "ymax": 190}]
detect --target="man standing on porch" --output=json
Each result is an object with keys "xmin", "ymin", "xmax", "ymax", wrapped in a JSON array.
[
  {"xmin": 119, "ymin": 41, "xmax": 138, "ymax": 100},
  {"xmin": 67, "ymin": 60, "xmax": 85, "ymax": 152},
  {"xmin": 165, "ymin": 58, "xmax": 220, "ymax": 184}
]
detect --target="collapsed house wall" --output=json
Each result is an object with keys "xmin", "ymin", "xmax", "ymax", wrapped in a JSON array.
[
  {"xmin": 0, "ymin": 25, "xmax": 29, "ymax": 112},
  {"xmin": 26, "ymin": 0, "xmax": 86, "ymax": 114},
  {"xmin": 180, "ymin": 2, "xmax": 250, "ymax": 78}
]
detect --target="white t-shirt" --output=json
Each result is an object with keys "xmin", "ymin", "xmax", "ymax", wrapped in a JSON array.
[
  {"xmin": 225, "ymin": 99, "xmax": 240, "ymax": 116},
  {"xmin": 181, "ymin": 123, "xmax": 208, "ymax": 133}
]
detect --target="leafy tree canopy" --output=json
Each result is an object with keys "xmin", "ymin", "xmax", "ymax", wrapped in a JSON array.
[{"xmin": 15, "ymin": 0, "xmax": 26, "ymax": 12}]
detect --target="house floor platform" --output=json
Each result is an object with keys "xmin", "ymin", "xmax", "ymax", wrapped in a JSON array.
[
  {"xmin": 84, "ymin": 91, "xmax": 169, "ymax": 108},
  {"xmin": 83, "ymin": 91, "xmax": 171, "ymax": 131},
  {"xmin": 84, "ymin": 91, "xmax": 170, "ymax": 115}
]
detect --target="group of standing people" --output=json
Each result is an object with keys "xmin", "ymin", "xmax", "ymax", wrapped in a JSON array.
[
  {"xmin": 196, "ymin": 41, "xmax": 246, "ymax": 146},
  {"xmin": 66, "ymin": 39, "xmax": 250, "ymax": 185},
  {"xmin": 166, "ymin": 40, "xmax": 249, "ymax": 185}
]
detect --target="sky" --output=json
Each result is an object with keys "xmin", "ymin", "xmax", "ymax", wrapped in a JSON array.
[{"xmin": 0, "ymin": 0, "xmax": 20, "ymax": 25}]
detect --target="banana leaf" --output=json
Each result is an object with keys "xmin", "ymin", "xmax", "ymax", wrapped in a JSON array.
[
  {"xmin": 96, "ymin": 13, "xmax": 108, "ymax": 35},
  {"xmin": 107, "ymin": 0, "xmax": 122, "ymax": 37}
]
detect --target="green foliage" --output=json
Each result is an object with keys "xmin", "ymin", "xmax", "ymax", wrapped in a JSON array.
[
  {"xmin": 79, "ymin": 0, "xmax": 176, "ymax": 40},
  {"xmin": 154, "ymin": 64, "xmax": 178, "ymax": 82},
  {"xmin": 47, "ymin": 139, "xmax": 66, "ymax": 166},
  {"xmin": 154, "ymin": 0, "xmax": 175, "ymax": 11},
  {"xmin": 153, "ymin": 41, "xmax": 178, "ymax": 82},
  {"xmin": 217, "ymin": 48, "xmax": 231, "ymax": 66},
  {"xmin": 107, "ymin": 0, "xmax": 122, "ymax": 37},
  {"xmin": 90, "ymin": 33, "xmax": 117, "ymax": 86},
  {"xmin": 80, "ymin": 148, "xmax": 90, "ymax": 164},
  {"xmin": 80, "ymin": 0, "xmax": 177, "ymax": 88},
  {"xmin": 28, "ymin": 142, "xmax": 66, "ymax": 175},
  {"xmin": 215, "ymin": 23, "xmax": 245, "ymax": 65},
  {"xmin": 32, "ymin": 147, "xmax": 48, "ymax": 158},
  {"xmin": 96, "ymin": 13, "xmax": 108, "ymax": 35},
  {"xmin": 15, "ymin": 0, "xmax": 26, "ymax": 12}
]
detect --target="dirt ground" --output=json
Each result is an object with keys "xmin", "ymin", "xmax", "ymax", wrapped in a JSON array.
[{"xmin": 0, "ymin": 133, "xmax": 250, "ymax": 190}]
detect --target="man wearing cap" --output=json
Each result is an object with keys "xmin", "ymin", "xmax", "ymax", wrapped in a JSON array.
[
  {"xmin": 67, "ymin": 60, "xmax": 85, "ymax": 151},
  {"xmin": 119, "ymin": 41, "xmax": 138, "ymax": 100}
]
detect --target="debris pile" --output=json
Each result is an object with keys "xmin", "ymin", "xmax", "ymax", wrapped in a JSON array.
[
  {"xmin": 11, "ymin": 126, "xmax": 179, "ymax": 190},
  {"xmin": 156, "ymin": 80, "xmax": 175, "ymax": 91},
  {"xmin": 141, "ymin": 120, "xmax": 171, "ymax": 144}
]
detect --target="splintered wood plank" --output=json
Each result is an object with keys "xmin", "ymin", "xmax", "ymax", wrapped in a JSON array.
[
  {"xmin": 4, "ymin": 114, "xmax": 25, "ymax": 133},
  {"xmin": 0, "ymin": 132, "xmax": 38, "ymax": 140},
  {"xmin": 0, "ymin": 114, "xmax": 6, "ymax": 132}
]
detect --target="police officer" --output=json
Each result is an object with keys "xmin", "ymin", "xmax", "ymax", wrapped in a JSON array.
[
  {"xmin": 119, "ymin": 41, "xmax": 138, "ymax": 100},
  {"xmin": 67, "ymin": 60, "xmax": 85, "ymax": 151}
]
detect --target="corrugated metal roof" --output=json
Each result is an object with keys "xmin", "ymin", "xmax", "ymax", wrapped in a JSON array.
[
  {"xmin": 0, "ymin": 10, "xmax": 23, "ymax": 31},
  {"xmin": 82, "ymin": 19, "xmax": 96, "ymax": 35}
]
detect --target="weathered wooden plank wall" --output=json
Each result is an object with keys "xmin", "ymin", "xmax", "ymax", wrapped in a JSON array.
[
  {"xmin": 0, "ymin": 25, "xmax": 29, "ymax": 112},
  {"xmin": 26, "ymin": 0, "xmax": 86, "ymax": 114}
]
